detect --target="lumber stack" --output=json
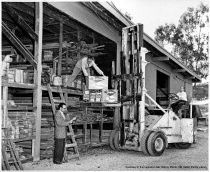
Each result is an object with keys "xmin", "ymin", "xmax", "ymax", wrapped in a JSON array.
[{"xmin": 7, "ymin": 112, "xmax": 36, "ymax": 139}]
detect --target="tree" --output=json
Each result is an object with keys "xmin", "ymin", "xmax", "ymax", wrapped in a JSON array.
[{"xmin": 154, "ymin": 3, "xmax": 209, "ymax": 78}]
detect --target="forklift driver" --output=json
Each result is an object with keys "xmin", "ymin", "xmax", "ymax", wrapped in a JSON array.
[{"xmin": 171, "ymin": 86, "xmax": 187, "ymax": 115}]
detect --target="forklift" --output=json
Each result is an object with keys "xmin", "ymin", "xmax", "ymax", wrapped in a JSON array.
[{"xmin": 110, "ymin": 24, "xmax": 196, "ymax": 156}]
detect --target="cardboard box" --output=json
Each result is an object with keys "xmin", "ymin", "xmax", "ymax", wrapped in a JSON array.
[
  {"xmin": 102, "ymin": 89, "xmax": 118, "ymax": 103},
  {"xmin": 83, "ymin": 90, "xmax": 90, "ymax": 101},
  {"xmin": 9, "ymin": 68, "xmax": 24, "ymax": 83},
  {"xmin": 43, "ymin": 50, "xmax": 53, "ymax": 61},
  {"xmin": 8, "ymin": 69, "xmax": 15, "ymax": 83},
  {"xmin": 87, "ymin": 76, "xmax": 108, "ymax": 90},
  {"xmin": 95, "ymin": 90, "xmax": 102, "ymax": 102},
  {"xmin": 89, "ymin": 90, "xmax": 96, "ymax": 102},
  {"xmin": 62, "ymin": 75, "xmax": 68, "ymax": 87}
]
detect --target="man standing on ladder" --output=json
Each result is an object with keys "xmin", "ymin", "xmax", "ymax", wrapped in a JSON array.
[
  {"xmin": 67, "ymin": 55, "xmax": 105, "ymax": 86},
  {"xmin": 53, "ymin": 103, "xmax": 76, "ymax": 164}
]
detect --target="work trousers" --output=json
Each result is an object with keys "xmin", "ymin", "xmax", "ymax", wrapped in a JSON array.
[
  {"xmin": 53, "ymin": 138, "xmax": 65, "ymax": 164},
  {"xmin": 171, "ymin": 100, "xmax": 187, "ymax": 114},
  {"xmin": 68, "ymin": 66, "xmax": 90, "ymax": 85}
]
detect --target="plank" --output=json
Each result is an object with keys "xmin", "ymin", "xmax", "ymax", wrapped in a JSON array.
[
  {"xmin": 3, "ymin": 3, "xmax": 38, "ymax": 41},
  {"xmin": 2, "ymin": 21, "xmax": 37, "ymax": 69}
]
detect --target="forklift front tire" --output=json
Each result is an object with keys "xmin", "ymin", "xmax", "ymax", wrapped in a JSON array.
[
  {"xmin": 113, "ymin": 130, "xmax": 121, "ymax": 151},
  {"xmin": 147, "ymin": 131, "xmax": 167, "ymax": 156},
  {"xmin": 140, "ymin": 130, "xmax": 153, "ymax": 156}
]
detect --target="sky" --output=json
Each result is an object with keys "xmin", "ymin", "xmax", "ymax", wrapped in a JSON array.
[{"xmin": 111, "ymin": 0, "xmax": 209, "ymax": 39}]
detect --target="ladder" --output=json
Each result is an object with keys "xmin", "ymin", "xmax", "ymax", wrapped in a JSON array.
[
  {"xmin": 2, "ymin": 138, "xmax": 24, "ymax": 170},
  {"xmin": 46, "ymin": 84, "xmax": 79, "ymax": 161}
]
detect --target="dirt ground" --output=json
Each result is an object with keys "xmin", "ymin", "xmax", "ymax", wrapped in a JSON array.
[{"xmin": 23, "ymin": 122, "xmax": 208, "ymax": 171}]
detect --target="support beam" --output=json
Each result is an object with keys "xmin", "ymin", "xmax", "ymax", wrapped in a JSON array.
[
  {"xmin": 58, "ymin": 22, "xmax": 63, "ymax": 75},
  {"xmin": 172, "ymin": 69, "xmax": 186, "ymax": 73},
  {"xmin": 184, "ymin": 76, "xmax": 195, "ymax": 80},
  {"xmin": 3, "ymin": 2, "xmax": 38, "ymax": 41},
  {"xmin": 3, "ymin": 86, "xmax": 8, "ymax": 128},
  {"xmin": 43, "ymin": 3, "xmax": 93, "ymax": 39},
  {"xmin": 2, "ymin": 21, "xmax": 37, "ymax": 69},
  {"xmin": 33, "ymin": 2, "xmax": 43, "ymax": 161},
  {"xmin": 152, "ymin": 56, "xmax": 169, "ymax": 61}
]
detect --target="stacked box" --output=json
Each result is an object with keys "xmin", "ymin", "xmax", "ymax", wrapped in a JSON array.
[
  {"xmin": 43, "ymin": 50, "xmax": 53, "ymax": 61},
  {"xmin": 8, "ymin": 68, "xmax": 25, "ymax": 83},
  {"xmin": 7, "ymin": 69, "xmax": 15, "ymax": 83},
  {"xmin": 87, "ymin": 76, "xmax": 108, "ymax": 90},
  {"xmin": 83, "ymin": 89, "xmax": 118, "ymax": 103},
  {"xmin": 102, "ymin": 89, "xmax": 118, "ymax": 103},
  {"xmin": 76, "ymin": 80, "xmax": 82, "ymax": 89},
  {"xmin": 6, "ymin": 112, "xmax": 36, "ymax": 139},
  {"xmin": 83, "ymin": 90, "xmax": 90, "ymax": 101},
  {"xmin": 90, "ymin": 90, "xmax": 96, "ymax": 102},
  {"xmin": 95, "ymin": 90, "xmax": 102, "ymax": 102}
]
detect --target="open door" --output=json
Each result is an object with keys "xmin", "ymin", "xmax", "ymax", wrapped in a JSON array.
[{"xmin": 156, "ymin": 70, "xmax": 170, "ymax": 108}]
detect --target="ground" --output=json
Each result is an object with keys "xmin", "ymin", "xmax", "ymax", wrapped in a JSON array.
[{"xmin": 23, "ymin": 122, "xmax": 208, "ymax": 171}]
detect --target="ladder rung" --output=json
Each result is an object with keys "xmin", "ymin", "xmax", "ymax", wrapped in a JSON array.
[
  {"xmin": 75, "ymin": 134, "xmax": 84, "ymax": 138},
  {"xmin": 66, "ymin": 143, "xmax": 77, "ymax": 148},
  {"xmin": 67, "ymin": 132, "xmax": 75, "ymax": 136},
  {"xmin": 53, "ymin": 99, "xmax": 65, "ymax": 103}
]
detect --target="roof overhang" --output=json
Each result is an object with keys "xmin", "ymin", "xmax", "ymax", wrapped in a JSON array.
[{"xmin": 99, "ymin": 2, "xmax": 202, "ymax": 83}]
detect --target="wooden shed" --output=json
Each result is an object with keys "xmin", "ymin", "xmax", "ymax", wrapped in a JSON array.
[{"xmin": 1, "ymin": 2, "xmax": 201, "ymax": 163}]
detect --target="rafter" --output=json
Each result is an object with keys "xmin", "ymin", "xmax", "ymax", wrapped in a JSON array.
[
  {"xmin": 3, "ymin": 3, "xmax": 38, "ymax": 41},
  {"xmin": 2, "ymin": 21, "xmax": 37, "ymax": 69},
  {"xmin": 152, "ymin": 56, "xmax": 169, "ymax": 61},
  {"xmin": 172, "ymin": 69, "xmax": 186, "ymax": 73}
]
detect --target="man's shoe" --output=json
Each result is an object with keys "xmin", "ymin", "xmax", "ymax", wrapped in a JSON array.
[
  {"xmin": 53, "ymin": 161, "xmax": 62, "ymax": 165},
  {"xmin": 62, "ymin": 159, "xmax": 68, "ymax": 163}
]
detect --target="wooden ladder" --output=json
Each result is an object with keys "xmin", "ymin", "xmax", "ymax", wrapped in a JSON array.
[
  {"xmin": 2, "ymin": 138, "xmax": 24, "ymax": 170},
  {"xmin": 46, "ymin": 84, "xmax": 79, "ymax": 161}
]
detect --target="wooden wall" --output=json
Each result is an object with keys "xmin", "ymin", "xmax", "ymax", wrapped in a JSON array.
[{"xmin": 145, "ymin": 53, "xmax": 193, "ymax": 101}]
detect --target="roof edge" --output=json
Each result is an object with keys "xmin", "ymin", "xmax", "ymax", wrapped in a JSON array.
[{"xmin": 99, "ymin": 2, "xmax": 202, "ymax": 82}]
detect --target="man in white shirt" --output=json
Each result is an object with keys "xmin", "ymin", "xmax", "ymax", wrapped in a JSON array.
[
  {"xmin": 67, "ymin": 56, "xmax": 104, "ymax": 85},
  {"xmin": 177, "ymin": 86, "xmax": 187, "ymax": 101}
]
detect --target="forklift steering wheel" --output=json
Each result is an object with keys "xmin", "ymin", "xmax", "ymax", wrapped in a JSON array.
[{"xmin": 168, "ymin": 93, "xmax": 179, "ymax": 101}]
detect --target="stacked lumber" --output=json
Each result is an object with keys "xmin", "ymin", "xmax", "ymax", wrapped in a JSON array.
[{"xmin": 7, "ymin": 112, "xmax": 36, "ymax": 139}]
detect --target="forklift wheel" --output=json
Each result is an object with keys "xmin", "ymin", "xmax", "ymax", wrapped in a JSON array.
[
  {"xmin": 113, "ymin": 130, "xmax": 121, "ymax": 151},
  {"xmin": 147, "ymin": 131, "xmax": 167, "ymax": 156},
  {"xmin": 109, "ymin": 129, "xmax": 118, "ymax": 150},
  {"xmin": 140, "ymin": 130, "xmax": 153, "ymax": 156},
  {"xmin": 174, "ymin": 143, "xmax": 192, "ymax": 149}
]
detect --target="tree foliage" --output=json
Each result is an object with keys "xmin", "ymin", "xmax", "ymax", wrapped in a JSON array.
[{"xmin": 155, "ymin": 3, "xmax": 209, "ymax": 78}]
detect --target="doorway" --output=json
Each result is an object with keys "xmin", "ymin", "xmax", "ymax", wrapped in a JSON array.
[{"xmin": 156, "ymin": 70, "xmax": 170, "ymax": 108}]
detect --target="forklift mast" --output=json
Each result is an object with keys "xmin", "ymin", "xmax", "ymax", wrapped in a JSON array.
[{"xmin": 114, "ymin": 24, "xmax": 148, "ymax": 147}]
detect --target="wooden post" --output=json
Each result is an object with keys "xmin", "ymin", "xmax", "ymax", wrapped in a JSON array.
[
  {"xmin": 77, "ymin": 30, "xmax": 81, "ymax": 59},
  {"xmin": 113, "ymin": 42, "xmax": 121, "ymax": 129},
  {"xmin": 58, "ymin": 22, "xmax": 63, "ymax": 76},
  {"xmin": 33, "ymin": 2, "xmax": 43, "ymax": 161},
  {"xmin": 3, "ymin": 86, "xmax": 8, "ymax": 128}
]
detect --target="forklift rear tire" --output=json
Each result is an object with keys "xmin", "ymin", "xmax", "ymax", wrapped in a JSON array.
[
  {"xmin": 109, "ymin": 129, "xmax": 118, "ymax": 150},
  {"xmin": 140, "ymin": 130, "xmax": 153, "ymax": 156},
  {"xmin": 174, "ymin": 143, "xmax": 192, "ymax": 149},
  {"xmin": 113, "ymin": 130, "xmax": 121, "ymax": 151},
  {"xmin": 147, "ymin": 131, "xmax": 167, "ymax": 156}
]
